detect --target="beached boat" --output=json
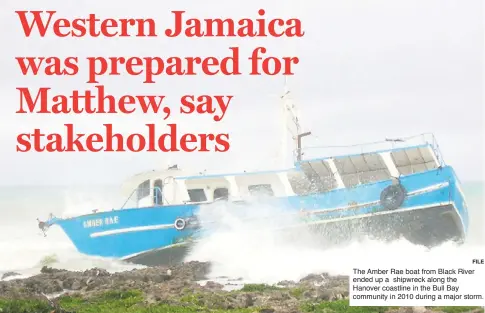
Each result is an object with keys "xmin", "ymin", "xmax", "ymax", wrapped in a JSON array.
[{"xmin": 38, "ymin": 88, "xmax": 469, "ymax": 265}]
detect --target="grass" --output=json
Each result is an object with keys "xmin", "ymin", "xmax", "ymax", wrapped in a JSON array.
[
  {"xmin": 299, "ymin": 300, "xmax": 484, "ymax": 313},
  {"xmin": 0, "ymin": 290, "xmax": 256, "ymax": 313},
  {"xmin": 0, "ymin": 299, "xmax": 52, "ymax": 313},
  {"xmin": 301, "ymin": 300, "xmax": 390, "ymax": 313},
  {"xmin": 0, "ymin": 290, "xmax": 483, "ymax": 313},
  {"xmin": 240, "ymin": 283, "xmax": 281, "ymax": 292}
]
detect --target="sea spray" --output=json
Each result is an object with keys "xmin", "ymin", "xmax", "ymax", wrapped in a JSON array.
[{"xmin": 186, "ymin": 196, "xmax": 484, "ymax": 284}]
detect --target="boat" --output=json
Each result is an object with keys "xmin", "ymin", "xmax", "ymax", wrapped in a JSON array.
[{"xmin": 38, "ymin": 87, "xmax": 469, "ymax": 266}]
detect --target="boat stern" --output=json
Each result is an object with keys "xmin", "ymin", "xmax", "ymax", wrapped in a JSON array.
[
  {"xmin": 291, "ymin": 134, "xmax": 469, "ymax": 247},
  {"xmin": 295, "ymin": 165, "xmax": 469, "ymax": 248}
]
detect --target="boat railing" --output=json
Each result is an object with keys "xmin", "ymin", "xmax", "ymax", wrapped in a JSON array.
[
  {"xmin": 295, "ymin": 133, "xmax": 446, "ymax": 166},
  {"xmin": 120, "ymin": 187, "xmax": 164, "ymax": 209}
]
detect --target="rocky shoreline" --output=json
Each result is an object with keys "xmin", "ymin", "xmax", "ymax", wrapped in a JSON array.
[{"xmin": 0, "ymin": 261, "xmax": 482, "ymax": 313}]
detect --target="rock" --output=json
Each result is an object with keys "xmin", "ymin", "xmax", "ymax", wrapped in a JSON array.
[
  {"xmin": 204, "ymin": 281, "xmax": 224, "ymax": 290},
  {"xmin": 70, "ymin": 280, "xmax": 82, "ymax": 291},
  {"xmin": 83, "ymin": 268, "xmax": 110, "ymax": 277},
  {"xmin": 0, "ymin": 260, "xmax": 457, "ymax": 313},
  {"xmin": 315, "ymin": 288, "xmax": 335, "ymax": 301},
  {"xmin": 276, "ymin": 280, "xmax": 296, "ymax": 287},
  {"xmin": 301, "ymin": 290, "xmax": 313, "ymax": 299},
  {"xmin": 386, "ymin": 309, "xmax": 414, "ymax": 313},
  {"xmin": 268, "ymin": 291, "xmax": 290, "ymax": 301},
  {"xmin": 300, "ymin": 273, "xmax": 327, "ymax": 284},
  {"xmin": 172, "ymin": 261, "xmax": 210, "ymax": 280},
  {"xmin": 328, "ymin": 286, "xmax": 348, "ymax": 298},
  {"xmin": 234, "ymin": 293, "xmax": 254, "ymax": 308}
]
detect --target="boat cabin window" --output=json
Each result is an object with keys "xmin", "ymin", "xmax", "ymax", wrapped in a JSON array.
[
  {"xmin": 137, "ymin": 180, "xmax": 150, "ymax": 200},
  {"xmin": 187, "ymin": 189, "xmax": 207, "ymax": 202},
  {"xmin": 214, "ymin": 188, "xmax": 229, "ymax": 201},
  {"xmin": 153, "ymin": 179, "xmax": 164, "ymax": 205},
  {"xmin": 248, "ymin": 184, "xmax": 274, "ymax": 197}
]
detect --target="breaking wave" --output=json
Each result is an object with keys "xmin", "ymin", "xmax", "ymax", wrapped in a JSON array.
[{"xmin": 186, "ymin": 184, "xmax": 484, "ymax": 283}]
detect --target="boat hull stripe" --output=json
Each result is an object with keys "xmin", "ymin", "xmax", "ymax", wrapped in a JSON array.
[{"xmin": 90, "ymin": 223, "xmax": 174, "ymax": 238}]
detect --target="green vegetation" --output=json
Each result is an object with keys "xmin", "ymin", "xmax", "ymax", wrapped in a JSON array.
[
  {"xmin": 0, "ymin": 290, "xmax": 482, "ymax": 313},
  {"xmin": 301, "ymin": 300, "xmax": 390, "ymax": 313},
  {"xmin": 0, "ymin": 298, "xmax": 52, "ymax": 313},
  {"xmin": 0, "ymin": 290, "xmax": 256, "ymax": 313},
  {"xmin": 300, "ymin": 301, "xmax": 483, "ymax": 313},
  {"xmin": 37, "ymin": 254, "xmax": 59, "ymax": 267},
  {"xmin": 289, "ymin": 287, "xmax": 305, "ymax": 298},
  {"xmin": 240, "ymin": 283, "xmax": 280, "ymax": 292}
]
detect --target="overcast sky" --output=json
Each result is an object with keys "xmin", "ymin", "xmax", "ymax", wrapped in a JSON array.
[{"xmin": 0, "ymin": 0, "xmax": 483, "ymax": 186}]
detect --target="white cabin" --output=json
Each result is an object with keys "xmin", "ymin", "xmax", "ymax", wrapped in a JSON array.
[
  {"xmin": 120, "ymin": 165, "xmax": 298, "ymax": 208},
  {"xmin": 119, "ymin": 138, "xmax": 443, "ymax": 209}
]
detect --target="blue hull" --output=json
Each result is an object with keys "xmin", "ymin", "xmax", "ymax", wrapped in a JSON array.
[{"xmin": 47, "ymin": 165, "xmax": 468, "ymax": 264}]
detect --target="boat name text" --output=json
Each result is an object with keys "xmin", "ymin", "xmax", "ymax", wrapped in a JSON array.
[{"xmin": 83, "ymin": 216, "xmax": 119, "ymax": 228}]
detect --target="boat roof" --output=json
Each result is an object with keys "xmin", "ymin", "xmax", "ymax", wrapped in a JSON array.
[
  {"xmin": 175, "ymin": 168, "xmax": 294, "ymax": 180},
  {"xmin": 120, "ymin": 133, "xmax": 443, "ymax": 193},
  {"xmin": 121, "ymin": 165, "xmax": 293, "ymax": 195}
]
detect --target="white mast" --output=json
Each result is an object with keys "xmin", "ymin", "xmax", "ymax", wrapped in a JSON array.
[
  {"xmin": 277, "ymin": 1, "xmax": 311, "ymax": 166},
  {"xmin": 279, "ymin": 77, "xmax": 310, "ymax": 166},
  {"xmin": 279, "ymin": 77, "xmax": 290, "ymax": 168}
]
